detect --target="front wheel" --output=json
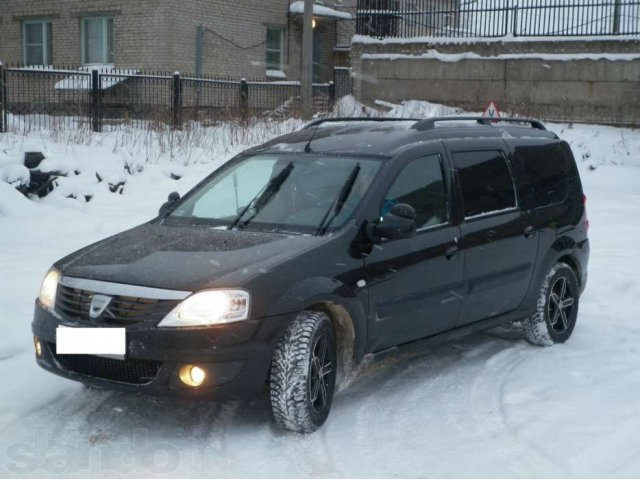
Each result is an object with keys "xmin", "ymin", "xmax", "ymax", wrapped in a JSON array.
[
  {"xmin": 270, "ymin": 311, "xmax": 337, "ymax": 433},
  {"xmin": 524, "ymin": 262, "xmax": 580, "ymax": 346}
]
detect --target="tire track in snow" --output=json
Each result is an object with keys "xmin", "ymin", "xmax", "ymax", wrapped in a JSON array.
[
  {"xmin": 466, "ymin": 342, "xmax": 570, "ymax": 476},
  {"xmin": 326, "ymin": 337, "xmax": 515, "ymax": 476},
  {"xmin": 1, "ymin": 385, "xmax": 113, "ymax": 438}
]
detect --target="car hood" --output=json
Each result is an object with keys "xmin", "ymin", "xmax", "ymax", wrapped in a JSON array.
[{"xmin": 56, "ymin": 222, "xmax": 325, "ymax": 292}]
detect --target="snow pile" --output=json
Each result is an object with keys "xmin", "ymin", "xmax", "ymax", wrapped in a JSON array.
[
  {"xmin": 0, "ymin": 165, "xmax": 30, "ymax": 187},
  {"xmin": 332, "ymin": 95, "xmax": 463, "ymax": 118},
  {"xmin": 0, "ymin": 180, "xmax": 36, "ymax": 217},
  {"xmin": 550, "ymin": 122, "xmax": 640, "ymax": 169},
  {"xmin": 375, "ymin": 98, "xmax": 463, "ymax": 118}
]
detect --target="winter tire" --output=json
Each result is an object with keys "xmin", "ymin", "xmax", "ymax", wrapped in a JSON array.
[
  {"xmin": 524, "ymin": 262, "xmax": 580, "ymax": 346},
  {"xmin": 270, "ymin": 310, "xmax": 337, "ymax": 433}
]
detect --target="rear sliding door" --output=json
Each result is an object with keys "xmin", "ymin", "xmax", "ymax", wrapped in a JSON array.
[{"xmin": 451, "ymin": 143, "xmax": 539, "ymax": 327}]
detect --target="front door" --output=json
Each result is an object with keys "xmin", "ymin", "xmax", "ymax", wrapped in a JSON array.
[
  {"xmin": 451, "ymin": 147, "xmax": 540, "ymax": 326},
  {"xmin": 365, "ymin": 151, "xmax": 464, "ymax": 351}
]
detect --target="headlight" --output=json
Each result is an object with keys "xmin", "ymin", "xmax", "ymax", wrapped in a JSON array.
[
  {"xmin": 39, "ymin": 269, "xmax": 60, "ymax": 310},
  {"xmin": 158, "ymin": 290, "xmax": 250, "ymax": 328}
]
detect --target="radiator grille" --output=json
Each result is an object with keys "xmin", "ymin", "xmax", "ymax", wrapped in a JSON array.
[{"xmin": 55, "ymin": 284, "xmax": 178, "ymax": 326}]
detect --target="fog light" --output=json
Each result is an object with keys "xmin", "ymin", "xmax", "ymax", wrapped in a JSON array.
[
  {"xmin": 34, "ymin": 336, "xmax": 42, "ymax": 357},
  {"xmin": 179, "ymin": 365, "xmax": 206, "ymax": 387}
]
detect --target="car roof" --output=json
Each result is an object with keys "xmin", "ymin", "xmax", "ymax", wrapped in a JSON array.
[{"xmin": 251, "ymin": 117, "xmax": 560, "ymax": 158}]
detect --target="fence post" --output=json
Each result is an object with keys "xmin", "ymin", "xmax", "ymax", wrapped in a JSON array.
[
  {"xmin": 239, "ymin": 78, "xmax": 249, "ymax": 124},
  {"xmin": 328, "ymin": 80, "xmax": 336, "ymax": 109},
  {"xmin": 512, "ymin": 3, "xmax": 519, "ymax": 37},
  {"xmin": 612, "ymin": 0, "xmax": 622, "ymax": 34},
  {"xmin": 502, "ymin": 2, "xmax": 510, "ymax": 37},
  {"xmin": 0, "ymin": 62, "xmax": 5, "ymax": 133},
  {"xmin": 172, "ymin": 72, "xmax": 182, "ymax": 130},
  {"xmin": 91, "ymin": 69, "xmax": 101, "ymax": 132}
]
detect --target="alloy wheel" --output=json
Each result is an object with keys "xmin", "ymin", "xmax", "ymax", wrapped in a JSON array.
[
  {"xmin": 308, "ymin": 333, "xmax": 332, "ymax": 415},
  {"xmin": 547, "ymin": 276, "xmax": 575, "ymax": 334}
]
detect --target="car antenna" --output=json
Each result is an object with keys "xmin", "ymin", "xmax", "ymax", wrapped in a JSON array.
[{"xmin": 304, "ymin": 122, "xmax": 322, "ymax": 153}]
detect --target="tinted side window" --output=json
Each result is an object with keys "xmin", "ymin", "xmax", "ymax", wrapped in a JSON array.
[
  {"xmin": 454, "ymin": 150, "xmax": 516, "ymax": 218},
  {"xmin": 513, "ymin": 144, "xmax": 569, "ymax": 209},
  {"xmin": 382, "ymin": 154, "xmax": 447, "ymax": 229}
]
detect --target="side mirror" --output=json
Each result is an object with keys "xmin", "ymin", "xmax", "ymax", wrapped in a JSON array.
[
  {"xmin": 368, "ymin": 203, "xmax": 416, "ymax": 242},
  {"xmin": 158, "ymin": 191, "xmax": 181, "ymax": 217}
]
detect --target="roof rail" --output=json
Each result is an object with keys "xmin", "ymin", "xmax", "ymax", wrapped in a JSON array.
[
  {"xmin": 412, "ymin": 116, "xmax": 547, "ymax": 131},
  {"xmin": 303, "ymin": 117, "xmax": 416, "ymax": 129}
]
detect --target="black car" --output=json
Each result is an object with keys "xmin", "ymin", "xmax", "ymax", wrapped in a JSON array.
[{"xmin": 33, "ymin": 117, "xmax": 589, "ymax": 433}]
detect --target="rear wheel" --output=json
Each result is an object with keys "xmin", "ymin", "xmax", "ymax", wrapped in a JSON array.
[
  {"xmin": 524, "ymin": 262, "xmax": 580, "ymax": 346},
  {"xmin": 270, "ymin": 311, "xmax": 337, "ymax": 433}
]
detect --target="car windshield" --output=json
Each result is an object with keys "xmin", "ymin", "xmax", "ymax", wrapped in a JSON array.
[{"xmin": 167, "ymin": 153, "xmax": 382, "ymax": 234}]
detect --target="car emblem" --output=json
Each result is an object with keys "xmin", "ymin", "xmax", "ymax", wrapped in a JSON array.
[{"xmin": 89, "ymin": 294, "xmax": 112, "ymax": 319}]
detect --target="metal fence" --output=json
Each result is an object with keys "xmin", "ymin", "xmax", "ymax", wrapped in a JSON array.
[
  {"xmin": 356, "ymin": 0, "xmax": 640, "ymax": 38},
  {"xmin": 334, "ymin": 67, "xmax": 355, "ymax": 99},
  {"xmin": 0, "ymin": 65, "xmax": 353, "ymax": 133}
]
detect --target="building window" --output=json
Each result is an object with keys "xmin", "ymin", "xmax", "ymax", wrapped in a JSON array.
[
  {"xmin": 23, "ymin": 21, "xmax": 52, "ymax": 65},
  {"xmin": 81, "ymin": 17, "xmax": 114, "ymax": 64},
  {"xmin": 266, "ymin": 27, "xmax": 285, "ymax": 72}
]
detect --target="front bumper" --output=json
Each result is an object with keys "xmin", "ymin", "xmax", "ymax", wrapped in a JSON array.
[{"xmin": 32, "ymin": 302, "xmax": 292, "ymax": 399}]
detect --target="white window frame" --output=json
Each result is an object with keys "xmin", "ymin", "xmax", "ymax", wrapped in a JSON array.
[
  {"xmin": 265, "ymin": 27, "xmax": 285, "ymax": 72},
  {"xmin": 81, "ymin": 16, "xmax": 113, "ymax": 65},
  {"xmin": 23, "ymin": 20, "xmax": 52, "ymax": 66}
]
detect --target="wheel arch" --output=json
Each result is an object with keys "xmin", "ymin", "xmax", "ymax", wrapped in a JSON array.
[
  {"xmin": 307, "ymin": 300, "xmax": 359, "ymax": 388},
  {"xmin": 556, "ymin": 253, "xmax": 582, "ymax": 289},
  {"xmin": 523, "ymin": 235, "xmax": 583, "ymax": 309},
  {"xmin": 266, "ymin": 276, "xmax": 368, "ymax": 386}
]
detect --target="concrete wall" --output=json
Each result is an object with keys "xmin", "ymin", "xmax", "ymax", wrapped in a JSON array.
[{"xmin": 351, "ymin": 39, "xmax": 640, "ymax": 125}]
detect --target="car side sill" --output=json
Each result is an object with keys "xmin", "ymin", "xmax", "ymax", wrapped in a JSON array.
[{"xmin": 370, "ymin": 307, "xmax": 534, "ymax": 362}]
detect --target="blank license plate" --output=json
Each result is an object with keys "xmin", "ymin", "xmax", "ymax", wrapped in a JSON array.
[{"xmin": 56, "ymin": 327, "xmax": 126, "ymax": 357}]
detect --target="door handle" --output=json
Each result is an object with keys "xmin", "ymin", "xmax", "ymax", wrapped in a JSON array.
[
  {"xmin": 524, "ymin": 226, "xmax": 537, "ymax": 239},
  {"xmin": 445, "ymin": 245, "xmax": 460, "ymax": 260}
]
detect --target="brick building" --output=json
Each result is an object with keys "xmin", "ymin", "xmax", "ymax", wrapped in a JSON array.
[{"xmin": 0, "ymin": 0, "xmax": 356, "ymax": 82}]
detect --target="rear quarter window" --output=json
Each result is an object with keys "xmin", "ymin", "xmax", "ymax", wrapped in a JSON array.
[{"xmin": 513, "ymin": 143, "xmax": 570, "ymax": 209}]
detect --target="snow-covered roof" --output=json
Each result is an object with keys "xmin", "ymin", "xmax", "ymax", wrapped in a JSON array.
[{"xmin": 289, "ymin": 1, "xmax": 353, "ymax": 20}]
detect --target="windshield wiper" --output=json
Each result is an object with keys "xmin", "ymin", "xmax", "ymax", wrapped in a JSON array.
[
  {"xmin": 315, "ymin": 163, "xmax": 361, "ymax": 236},
  {"xmin": 228, "ymin": 162, "xmax": 294, "ymax": 231}
]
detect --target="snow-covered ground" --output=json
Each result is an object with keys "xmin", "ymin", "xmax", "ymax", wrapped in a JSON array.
[{"xmin": 1, "ymin": 100, "xmax": 640, "ymax": 477}]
